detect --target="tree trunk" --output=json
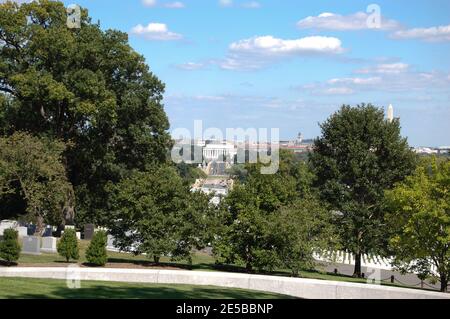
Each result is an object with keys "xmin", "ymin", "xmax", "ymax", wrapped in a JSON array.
[
  {"xmin": 245, "ymin": 262, "xmax": 253, "ymax": 273},
  {"xmin": 153, "ymin": 255, "xmax": 160, "ymax": 264},
  {"xmin": 36, "ymin": 214, "xmax": 44, "ymax": 236},
  {"xmin": 440, "ymin": 274, "xmax": 448, "ymax": 292},
  {"xmin": 353, "ymin": 252, "xmax": 362, "ymax": 278}
]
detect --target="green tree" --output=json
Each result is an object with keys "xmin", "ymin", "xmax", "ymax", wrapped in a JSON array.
[
  {"xmin": 86, "ymin": 230, "xmax": 108, "ymax": 266},
  {"xmin": 0, "ymin": 0, "xmax": 172, "ymax": 226},
  {"xmin": 270, "ymin": 196, "xmax": 336, "ymax": 277},
  {"xmin": 108, "ymin": 165, "xmax": 214, "ymax": 264},
  {"xmin": 385, "ymin": 157, "xmax": 450, "ymax": 292},
  {"xmin": 57, "ymin": 228, "xmax": 79, "ymax": 262},
  {"xmin": 176, "ymin": 162, "xmax": 207, "ymax": 186},
  {"xmin": 310, "ymin": 104, "xmax": 416, "ymax": 277},
  {"xmin": 214, "ymin": 161, "xmax": 298, "ymax": 272},
  {"xmin": 0, "ymin": 132, "xmax": 73, "ymax": 231},
  {"xmin": 0, "ymin": 228, "xmax": 21, "ymax": 265}
]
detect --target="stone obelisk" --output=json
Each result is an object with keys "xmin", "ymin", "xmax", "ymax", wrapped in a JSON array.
[{"xmin": 387, "ymin": 104, "xmax": 394, "ymax": 123}]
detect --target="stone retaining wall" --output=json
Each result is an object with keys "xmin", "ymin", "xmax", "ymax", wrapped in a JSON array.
[{"xmin": 0, "ymin": 268, "xmax": 449, "ymax": 299}]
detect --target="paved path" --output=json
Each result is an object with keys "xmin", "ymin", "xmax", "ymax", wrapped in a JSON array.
[{"xmin": 318, "ymin": 262, "xmax": 443, "ymax": 291}]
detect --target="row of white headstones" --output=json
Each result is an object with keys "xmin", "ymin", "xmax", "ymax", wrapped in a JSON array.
[{"xmin": 313, "ymin": 250, "xmax": 439, "ymax": 275}]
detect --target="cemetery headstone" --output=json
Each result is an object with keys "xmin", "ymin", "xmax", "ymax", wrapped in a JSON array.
[
  {"xmin": 107, "ymin": 234, "xmax": 120, "ymax": 252},
  {"xmin": 17, "ymin": 226, "xmax": 28, "ymax": 237},
  {"xmin": 22, "ymin": 236, "xmax": 41, "ymax": 255},
  {"xmin": 41, "ymin": 237, "xmax": 57, "ymax": 253},
  {"xmin": 84, "ymin": 224, "xmax": 95, "ymax": 240}
]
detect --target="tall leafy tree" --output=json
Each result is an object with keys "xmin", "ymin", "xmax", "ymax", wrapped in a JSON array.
[
  {"xmin": 270, "ymin": 196, "xmax": 336, "ymax": 277},
  {"xmin": 108, "ymin": 165, "xmax": 215, "ymax": 264},
  {"xmin": 214, "ymin": 159, "xmax": 298, "ymax": 272},
  {"xmin": 0, "ymin": 132, "xmax": 73, "ymax": 231},
  {"xmin": 310, "ymin": 104, "xmax": 416, "ymax": 277},
  {"xmin": 385, "ymin": 157, "xmax": 450, "ymax": 292},
  {"xmin": 0, "ymin": 0, "xmax": 172, "ymax": 225}
]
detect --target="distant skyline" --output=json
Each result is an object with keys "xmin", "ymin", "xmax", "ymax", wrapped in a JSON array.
[{"xmin": 64, "ymin": 0, "xmax": 450, "ymax": 146}]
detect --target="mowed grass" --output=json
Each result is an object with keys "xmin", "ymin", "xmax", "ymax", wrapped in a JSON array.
[
  {"xmin": 4, "ymin": 240, "xmax": 432, "ymax": 292},
  {"xmin": 0, "ymin": 277, "xmax": 294, "ymax": 299}
]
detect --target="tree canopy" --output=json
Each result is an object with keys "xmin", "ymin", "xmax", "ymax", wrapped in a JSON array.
[
  {"xmin": 0, "ymin": 0, "xmax": 172, "ymax": 226},
  {"xmin": 0, "ymin": 132, "xmax": 72, "ymax": 230},
  {"xmin": 309, "ymin": 104, "xmax": 417, "ymax": 277},
  {"xmin": 385, "ymin": 157, "xmax": 450, "ymax": 292},
  {"xmin": 213, "ymin": 151, "xmax": 319, "ymax": 273},
  {"xmin": 108, "ymin": 165, "xmax": 216, "ymax": 264}
]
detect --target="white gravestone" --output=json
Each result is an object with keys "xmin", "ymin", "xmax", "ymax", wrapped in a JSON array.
[
  {"xmin": 41, "ymin": 237, "xmax": 57, "ymax": 253},
  {"xmin": 22, "ymin": 236, "xmax": 41, "ymax": 255},
  {"xmin": 17, "ymin": 226, "xmax": 28, "ymax": 237},
  {"xmin": 107, "ymin": 234, "xmax": 120, "ymax": 252}
]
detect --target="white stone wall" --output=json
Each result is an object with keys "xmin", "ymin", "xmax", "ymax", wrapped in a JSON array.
[{"xmin": 0, "ymin": 268, "xmax": 448, "ymax": 299}]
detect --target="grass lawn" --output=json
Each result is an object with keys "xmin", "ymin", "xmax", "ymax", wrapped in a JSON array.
[
  {"xmin": 1, "ymin": 240, "xmax": 436, "ymax": 292},
  {"xmin": 0, "ymin": 277, "xmax": 294, "ymax": 299}
]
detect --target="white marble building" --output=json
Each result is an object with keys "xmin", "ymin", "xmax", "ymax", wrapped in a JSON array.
[{"xmin": 203, "ymin": 143, "xmax": 237, "ymax": 162}]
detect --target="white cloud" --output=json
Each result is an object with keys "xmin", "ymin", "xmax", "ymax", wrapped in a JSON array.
[
  {"xmin": 131, "ymin": 23, "xmax": 182, "ymax": 41},
  {"xmin": 297, "ymin": 12, "xmax": 401, "ymax": 31},
  {"xmin": 193, "ymin": 95, "xmax": 227, "ymax": 102},
  {"xmin": 175, "ymin": 62, "xmax": 207, "ymax": 70},
  {"xmin": 230, "ymin": 35, "xmax": 344, "ymax": 55},
  {"xmin": 218, "ymin": 35, "xmax": 344, "ymax": 70},
  {"xmin": 164, "ymin": 1, "xmax": 185, "ymax": 9},
  {"xmin": 214, "ymin": 35, "xmax": 345, "ymax": 70},
  {"xmin": 219, "ymin": 0, "xmax": 233, "ymax": 7},
  {"xmin": 241, "ymin": 1, "xmax": 261, "ymax": 9},
  {"xmin": 302, "ymin": 62, "xmax": 450, "ymax": 96},
  {"xmin": 391, "ymin": 24, "xmax": 450, "ymax": 42},
  {"xmin": 323, "ymin": 87, "xmax": 354, "ymax": 95},
  {"xmin": 328, "ymin": 77, "xmax": 382, "ymax": 85},
  {"xmin": 142, "ymin": 0, "xmax": 157, "ymax": 7},
  {"xmin": 356, "ymin": 63, "xmax": 410, "ymax": 75}
]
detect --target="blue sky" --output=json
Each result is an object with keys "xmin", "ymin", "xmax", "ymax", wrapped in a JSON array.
[{"xmin": 64, "ymin": 0, "xmax": 450, "ymax": 146}]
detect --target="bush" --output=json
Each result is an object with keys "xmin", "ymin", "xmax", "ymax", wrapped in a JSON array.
[
  {"xmin": 57, "ymin": 228, "xmax": 79, "ymax": 262},
  {"xmin": 0, "ymin": 229, "xmax": 21, "ymax": 265},
  {"xmin": 86, "ymin": 231, "xmax": 108, "ymax": 266}
]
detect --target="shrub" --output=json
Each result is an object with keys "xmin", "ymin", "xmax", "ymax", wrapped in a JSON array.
[
  {"xmin": 86, "ymin": 231, "xmax": 108, "ymax": 266},
  {"xmin": 0, "ymin": 229, "xmax": 21, "ymax": 265},
  {"xmin": 57, "ymin": 228, "xmax": 79, "ymax": 262}
]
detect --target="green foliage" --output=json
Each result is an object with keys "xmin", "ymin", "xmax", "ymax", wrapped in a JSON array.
[
  {"xmin": 108, "ymin": 165, "xmax": 216, "ymax": 264},
  {"xmin": 176, "ymin": 162, "xmax": 207, "ymax": 186},
  {"xmin": 0, "ymin": 228, "xmax": 21, "ymax": 265},
  {"xmin": 0, "ymin": 132, "xmax": 73, "ymax": 227},
  {"xmin": 57, "ymin": 228, "xmax": 79, "ymax": 262},
  {"xmin": 385, "ymin": 157, "xmax": 450, "ymax": 292},
  {"xmin": 86, "ymin": 230, "xmax": 108, "ymax": 266},
  {"xmin": 213, "ymin": 159, "xmax": 299, "ymax": 272},
  {"xmin": 270, "ymin": 196, "xmax": 336, "ymax": 276},
  {"xmin": 0, "ymin": 0, "xmax": 172, "ymax": 226},
  {"xmin": 309, "ymin": 104, "xmax": 416, "ymax": 276}
]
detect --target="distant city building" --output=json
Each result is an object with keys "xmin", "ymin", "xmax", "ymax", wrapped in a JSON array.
[
  {"xmin": 203, "ymin": 142, "xmax": 237, "ymax": 162},
  {"xmin": 413, "ymin": 146, "xmax": 450, "ymax": 155},
  {"xmin": 414, "ymin": 147, "xmax": 439, "ymax": 155},
  {"xmin": 191, "ymin": 178, "xmax": 234, "ymax": 205}
]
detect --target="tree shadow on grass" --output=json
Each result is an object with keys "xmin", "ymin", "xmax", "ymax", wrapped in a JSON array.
[
  {"xmin": 11, "ymin": 284, "xmax": 295, "ymax": 299},
  {"xmin": 0, "ymin": 260, "xmax": 18, "ymax": 267},
  {"xmin": 106, "ymin": 258, "xmax": 195, "ymax": 270}
]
